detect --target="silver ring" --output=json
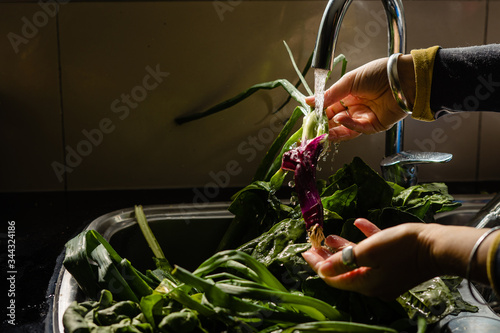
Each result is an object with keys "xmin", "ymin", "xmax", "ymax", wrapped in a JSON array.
[{"xmin": 342, "ymin": 245, "xmax": 358, "ymax": 269}]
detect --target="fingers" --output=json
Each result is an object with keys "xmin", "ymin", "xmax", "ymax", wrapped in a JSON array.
[
  {"xmin": 324, "ymin": 234, "xmax": 352, "ymax": 250},
  {"xmin": 333, "ymin": 108, "xmax": 386, "ymax": 135},
  {"xmin": 301, "ymin": 219, "xmax": 380, "ymax": 294},
  {"xmin": 301, "ymin": 246, "xmax": 333, "ymax": 272},
  {"xmin": 317, "ymin": 251, "xmax": 357, "ymax": 278},
  {"xmin": 302, "ymin": 242, "xmax": 386, "ymax": 297},
  {"xmin": 354, "ymin": 218, "xmax": 381, "ymax": 237},
  {"xmin": 323, "ymin": 73, "xmax": 354, "ymax": 107},
  {"xmin": 328, "ymin": 126, "xmax": 362, "ymax": 142},
  {"xmin": 324, "ymin": 101, "xmax": 350, "ymax": 119}
]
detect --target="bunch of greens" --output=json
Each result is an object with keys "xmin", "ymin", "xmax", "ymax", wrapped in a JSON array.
[
  {"xmin": 229, "ymin": 156, "xmax": 468, "ymax": 329},
  {"xmin": 203, "ymin": 41, "xmax": 347, "ymax": 251},
  {"xmin": 62, "ymin": 42, "xmax": 474, "ymax": 333},
  {"xmin": 62, "ymin": 160, "xmax": 470, "ymax": 332},
  {"xmin": 63, "ymin": 207, "xmax": 400, "ymax": 333}
]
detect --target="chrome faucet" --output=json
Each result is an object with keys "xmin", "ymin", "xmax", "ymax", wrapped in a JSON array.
[{"xmin": 312, "ymin": 0, "xmax": 452, "ymax": 187}]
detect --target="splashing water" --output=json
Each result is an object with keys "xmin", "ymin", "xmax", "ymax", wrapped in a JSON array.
[{"xmin": 314, "ymin": 68, "xmax": 329, "ymax": 118}]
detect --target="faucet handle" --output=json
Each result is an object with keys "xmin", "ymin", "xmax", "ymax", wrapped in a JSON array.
[
  {"xmin": 380, "ymin": 150, "xmax": 453, "ymax": 187},
  {"xmin": 381, "ymin": 150, "xmax": 452, "ymax": 166}
]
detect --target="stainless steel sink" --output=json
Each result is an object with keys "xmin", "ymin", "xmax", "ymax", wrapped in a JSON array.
[
  {"xmin": 49, "ymin": 194, "xmax": 500, "ymax": 333},
  {"xmin": 50, "ymin": 202, "xmax": 234, "ymax": 333},
  {"xmin": 434, "ymin": 194, "xmax": 494, "ymax": 226}
]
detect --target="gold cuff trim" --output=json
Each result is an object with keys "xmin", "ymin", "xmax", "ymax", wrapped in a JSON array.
[{"xmin": 410, "ymin": 46, "xmax": 440, "ymax": 121}]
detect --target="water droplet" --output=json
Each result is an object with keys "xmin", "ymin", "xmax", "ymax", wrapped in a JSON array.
[{"xmin": 288, "ymin": 180, "xmax": 295, "ymax": 188}]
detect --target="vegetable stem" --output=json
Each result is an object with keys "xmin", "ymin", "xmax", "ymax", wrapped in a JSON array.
[{"xmin": 134, "ymin": 205, "xmax": 167, "ymax": 261}]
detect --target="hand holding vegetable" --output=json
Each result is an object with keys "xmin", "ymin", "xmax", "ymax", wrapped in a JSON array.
[
  {"xmin": 302, "ymin": 218, "xmax": 495, "ymax": 300},
  {"xmin": 305, "ymin": 55, "xmax": 414, "ymax": 142}
]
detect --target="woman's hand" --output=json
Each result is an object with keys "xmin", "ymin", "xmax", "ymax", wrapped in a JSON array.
[
  {"xmin": 306, "ymin": 55, "xmax": 414, "ymax": 142},
  {"xmin": 302, "ymin": 219, "xmax": 431, "ymax": 299},
  {"xmin": 302, "ymin": 219, "xmax": 494, "ymax": 300}
]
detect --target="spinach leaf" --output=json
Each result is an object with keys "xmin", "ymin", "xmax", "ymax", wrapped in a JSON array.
[
  {"xmin": 397, "ymin": 277, "xmax": 478, "ymax": 324},
  {"xmin": 217, "ymin": 180, "xmax": 293, "ymax": 251},
  {"xmin": 393, "ymin": 183, "xmax": 461, "ymax": 223},
  {"xmin": 62, "ymin": 290, "xmax": 152, "ymax": 333}
]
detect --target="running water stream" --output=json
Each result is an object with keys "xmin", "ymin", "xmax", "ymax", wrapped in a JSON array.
[
  {"xmin": 313, "ymin": 68, "xmax": 329, "ymax": 118},
  {"xmin": 313, "ymin": 68, "xmax": 340, "ymax": 170}
]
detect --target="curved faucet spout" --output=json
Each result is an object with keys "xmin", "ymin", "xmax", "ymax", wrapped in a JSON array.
[
  {"xmin": 311, "ymin": 0, "xmax": 353, "ymax": 70},
  {"xmin": 312, "ymin": 0, "xmax": 442, "ymax": 188},
  {"xmin": 312, "ymin": 0, "xmax": 406, "ymax": 71}
]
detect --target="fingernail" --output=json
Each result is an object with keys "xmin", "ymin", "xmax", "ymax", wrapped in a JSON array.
[{"xmin": 318, "ymin": 261, "xmax": 333, "ymax": 279}]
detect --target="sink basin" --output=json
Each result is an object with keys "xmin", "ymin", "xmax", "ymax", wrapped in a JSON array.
[
  {"xmin": 49, "ymin": 202, "xmax": 233, "ymax": 333},
  {"xmin": 49, "ymin": 194, "xmax": 500, "ymax": 333},
  {"xmin": 435, "ymin": 194, "xmax": 494, "ymax": 226}
]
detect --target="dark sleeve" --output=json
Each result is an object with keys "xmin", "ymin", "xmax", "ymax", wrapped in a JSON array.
[{"xmin": 430, "ymin": 44, "xmax": 500, "ymax": 116}]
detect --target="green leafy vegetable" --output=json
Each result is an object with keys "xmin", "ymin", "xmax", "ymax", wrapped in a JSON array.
[
  {"xmin": 62, "ymin": 41, "xmax": 473, "ymax": 333},
  {"xmin": 63, "ymin": 290, "xmax": 152, "ymax": 333},
  {"xmin": 63, "ymin": 229, "xmax": 156, "ymax": 302},
  {"xmin": 175, "ymin": 78, "xmax": 309, "ymax": 125},
  {"xmin": 278, "ymin": 320, "xmax": 398, "ymax": 332},
  {"xmin": 135, "ymin": 205, "xmax": 167, "ymax": 261},
  {"xmin": 397, "ymin": 277, "xmax": 478, "ymax": 324}
]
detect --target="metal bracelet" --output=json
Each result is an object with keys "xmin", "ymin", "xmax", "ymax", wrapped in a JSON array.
[
  {"xmin": 387, "ymin": 53, "xmax": 412, "ymax": 115},
  {"xmin": 465, "ymin": 226, "xmax": 500, "ymax": 306}
]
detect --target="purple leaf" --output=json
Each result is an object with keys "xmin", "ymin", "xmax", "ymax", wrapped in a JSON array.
[{"xmin": 282, "ymin": 134, "xmax": 327, "ymax": 230}]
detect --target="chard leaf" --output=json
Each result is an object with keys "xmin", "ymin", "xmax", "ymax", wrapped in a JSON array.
[
  {"xmin": 173, "ymin": 265, "xmax": 268, "ymax": 315},
  {"xmin": 215, "ymin": 282, "xmax": 345, "ymax": 321},
  {"xmin": 280, "ymin": 320, "xmax": 398, "ymax": 332},
  {"xmin": 397, "ymin": 277, "xmax": 478, "ymax": 324},
  {"xmin": 193, "ymin": 250, "xmax": 288, "ymax": 292},
  {"xmin": 95, "ymin": 299, "xmax": 140, "ymax": 326},
  {"xmin": 282, "ymin": 134, "xmax": 328, "ymax": 231},
  {"xmin": 63, "ymin": 230, "xmax": 153, "ymax": 302},
  {"xmin": 174, "ymin": 79, "xmax": 308, "ymax": 125},
  {"xmin": 62, "ymin": 290, "xmax": 151, "ymax": 333},
  {"xmin": 238, "ymin": 218, "xmax": 306, "ymax": 267},
  {"xmin": 139, "ymin": 293, "xmax": 164, "ymax": 328},
  {"xmin": 158, "ymin": 309, "xmax": 203, "ymax": 333},
  {"xmin": 253, "ymin": 106, "xmax": 304, "ymax": 182},
  {"xmin": 263, "ymin": 125, "xmax": 303, "ymax": 183},
  {"xmin": 393, "ymin": 182, "xmax": 461, "ymax": 222},
  {"xmin": 321, "ymin": 184, "xmax": 358, "ymax": 218},
  {"xmin": 323, "ymin": 208, "xmax": 343, "ymax": 221},
  {"xmin": 370, "ymin": 207, "xmax": 424, "ymax": 229},
  {"xmin": 135, "ymin": 205, "xmax": 168, "ymax": 263},
  {"xmin": 283, "ymin": 40, "xmax": 312, "ymax": 96},
  {"xmin": 217, "ymin": 179, "xmax": 291, "ymax": 251},
  {"xmin": 155, "ymin": 279, "xmax": 215, "ymax": 318},
  {"xmin": 332, "ymin": 54, "xmax": 348, "ymax": 78},
  {"xmin": 327, "ymin": 157, "xmax": 394, "ymax": 215}
]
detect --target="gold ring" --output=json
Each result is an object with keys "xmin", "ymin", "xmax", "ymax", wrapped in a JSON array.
[{"xmin": 339, "ymin": 100, "xmax": 350, "ymax": 116}]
